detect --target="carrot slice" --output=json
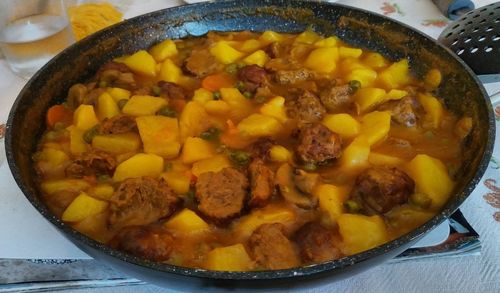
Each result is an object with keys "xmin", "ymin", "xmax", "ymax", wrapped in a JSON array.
[
  {"xmin": 201, "ymin": 73, "xmax": 235, "ymax": 91},
  {"xmin": 220, "ymin": 119, "xmax": 255, "ymax": 149},
  {"xmin": 46, "ymin": 105, "xmax": 73, "ymax": 128}
]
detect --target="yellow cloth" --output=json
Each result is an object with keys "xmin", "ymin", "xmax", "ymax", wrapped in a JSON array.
[{"xmin": 68, "ymin": 2, "xmax": 123, "ymax": 40}]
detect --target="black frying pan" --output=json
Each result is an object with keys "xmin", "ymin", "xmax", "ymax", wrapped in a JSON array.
[{"xmin": 5, "ymin": 0, "xmax": 495, "ymax": 290}]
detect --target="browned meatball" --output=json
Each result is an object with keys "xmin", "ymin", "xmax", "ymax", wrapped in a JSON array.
[
  {"xmin": 157, "ymin": 81, "xmax": 187, "ymax": 100},
  {"xmin": 65, "ymin": 150, "xmax": 116, "ymax": 178},
  {"xmin": 319, "ymin": 84, "xmax": 353, "ymax": 112},
  {"xmin": 296, "ymin": 123, "xmax": 342, "ymax": 164},
  {"xmin": 97, "ymin": 61, "xmax": 132, "ymax": 75},
  {"xmin": 237, "ymin": 65, "xmax": 267, "ymax": 92},
  {"xmin": 248, "ymin": 223, "xmax": 300, "ymax": 270},
  {"xmin": 250, "ymin": 137, "xmax": 275, "ymax": 161},
  {"xmin": 195, "ymin": 168, "xmax": 248, "ymax": 220},
  {"xmin": 379, "ymin": 96, "xmax": 420, "ymax": 127},
  {"xmin": 99, "ymin": 115, "xmax": 137, "ymax": 135},
  {"xmin": 108, "ymin": 177, "xmax": 180, "ymax": 229},
  {"xmin": 287, "ymin": 90, "xmax": 326, "ymax": 123},
  {"xmin": 294, "ymin": 222, "xmax": 342, "ymax": 263},
  {"xmin": 351, "ymin": 167, "xmax": 415, "ymax": 214},
  {"xmin": 248, "ymin": 159, "xmax": 275, "ymax": 208},
  {"xmin": 274, "ymin": 68, "xmax": 315, "ymax": 85},
  {"xmin": 184, "ymin": 49, "xmax": 219, "ymax": 77},
  {"xmin": 112, "ymin": 226, "xmax": 175, "ymax": 261}
]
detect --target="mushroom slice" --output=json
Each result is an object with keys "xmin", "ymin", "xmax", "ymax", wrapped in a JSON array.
[{"xmin": 276, "ymin": 163, "xmax": 317, "ymax": 209}]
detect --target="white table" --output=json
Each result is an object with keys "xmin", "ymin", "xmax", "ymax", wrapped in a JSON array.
[{"xmin": 1, "ymin": 0, "xmax": 499, "ymax": 292}]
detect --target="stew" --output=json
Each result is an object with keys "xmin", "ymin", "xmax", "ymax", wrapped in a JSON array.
[{"xmin": 33, "ymin": 30, "xmax": 471, "ymax": 271}]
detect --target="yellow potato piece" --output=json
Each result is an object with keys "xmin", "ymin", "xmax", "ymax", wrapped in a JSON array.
[
  {"xmin": 113, "ymin": 153, "xmax": 164, "ymax": 182},
  {"xmin": 149, "ymin": 39, "xmax": 178, "ymax": 62},
  {"xmin": 73, "ymin": 104, "xmax": 98, "ymax": 131},
  {"xmin": 136, "ymin": 116, "xmax": 180, "ymax": 158},
  {"xmin": 424, "ymin": 68, "xmax": 442, "ymax": 89},
  {"xmin": 243, "ymin": 50, "xmax": 269, "ymax": 67},
  {"xmin": 354, "ymin": 88, "xmax": 386, "ymax": 114},
  {"xmin": 406, "ymin": 154, "xmax": 454, "ymax": 210},
  {"xmin": 377, "ymin": 59, "xmax": 410, "ymax": 89},
  {"xmin": 204, "ymin": 100, "xmax": 230, "ymax": 116},
  {"xmin": 383, "ymin": 89, "xmax": 408, "ymax": 101},
  {"xmin": 182, "ymin": 137, "xmax": 216, "ymax": 164},
  {"xmin": 92, "ymin": 133, "xmax": 141, "ymax": 154},
  {"xmin": 314, "ymin": 36, "xmax": 339, "ymax": 47},
  {"xmin": 164, "ymin": 209, "xmax": 210, "ymax": 235},
  {"xmin": 237, "ymin": 114, "xmax": 281, "ymax": 137},
  {"xmin": 122, "ymin": 95, "xmax": 167, "ymax": 116},
  {"xmin": 191, "ymin": 155, "xmax": 231, "ymax": 177},
  {"xmin": 234, "ymin": 205, "xmax": 295, "ymax": 240},
  {"xmin": 62, "ymin": 192, "xmax": 109, "ymax": 222},
  {"xmin": 259, "ymin": 30, "xmax": 285, "ymax": 44},
  {"xmin": 220, "ymin": 88, "xmax": 255, "ymax": 122},
  {"xmin": 340, "ymin": 136, "xmax": 370, "ymax": 169},
  {"xmin": 121, "ymin": 50, "xmax": 156, "ymax": 77},
  {"xmin": 362, "ymin": 52, "xmax": 389, "ymax": 68},
  {"xmin": 304, "ymin": 47, "xmax": 339, "ymax": 73},
  {"xmin": 88, "ymin": 184, "xmax": 115, "ymax": 201},
  {"xmin": 67, "ymin": 125, "xmax": 87, "ymax": 155},
  {"xmin": 368, "ymin": 152, "xmax": 406, "ymax": 166},
  {"xmin": 97, "ymin": 92, "xmax": 120, "ymax": 120},
  {"xmin": 322, "ymin": 113, "xmax": 361, "ymax": 139},
  {"xmin": 107, "ymin": 87, "xmax": 131, "ymax": 101},
  {"xmin": 179, "ymin": 101, "xmax": 209, "ymax": 142},
  {"xmin": 237, "ymin": 39, "xmax": 263, "ymax": 52},
  {"xmin": 338, "ymin": 214, "xmax": 388, "ymax": 255},
  {"xmin": 205, "ymin": 244, "xmax": 254, "ymax": 271},
  {"xmin": 41, "ymin": 179, "xmax": 90, "ymax": 195},
  {"xmin": 339, "ymin": 47, "xmax": 363, "ymax": 58},
  {"xmin": 358, "ymin": 111, "xmax": 392, "ymax": 146},
  {"xmin": 210, "ymin": 41, "xmax": 244, "ymax": 64},
  {"xmin": 346, "ymin": 68, "xmax": 377, "ymax": 88},
  {"xmin": 160, "ymin": 171, "xmax": 191, "ymax": 194},
  {"xmin": 269, "ymin": 145, "xmax": 292, "ymax": 162},
  {"xmin": 260, "ymin": 96, "xmax": 288, "ymax": 122},
  {"xmin": 192, "ymin": 88, "xmax": 214, "ymax": 105},
  {"xmin": 418, "ymin": 93, "xmax": 444, "ymax": 129},
  {"xmin": 295, "ymin": 30, "xmax": 321, "ymax": 44},
  {"xmin": 159, "ymin": 59, "xmax": 182, "ymax": 84},
  {"xmin": 315, "ymin": 184, "xmax": 347, "ymax": 227}
]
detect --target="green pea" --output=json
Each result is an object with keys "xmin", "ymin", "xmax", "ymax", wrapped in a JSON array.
[
  {"xmin": 243, "ymin": 91, "xmax": 253, "ymax": 99},
  {"xmin": 97, "ymin": 174, "xmax": 111, "ymax": 182},
  {"xmin": 344, "ymin": 200, "xmax": 361, "ymax": 213},
  {"xmin": 303, "ymin": 162, "xmax": 317, "ymax": 171},
  {"xmin": 157, "ymin": 106, "xmax": 176, "ymax": 117},
  {"xmin": 117, "ymin": 99, "xmax": 128, "ymax": 109},
  {"xmin": 83, "ymin": 125, "xmax": 99, "ymax": 144},
  {"xmin": 98, "ymin": 80, "xmax": 108, "ymax": 88},
  {"xmin": 152, "ymin": 85, "xmax": 161, "ymax": 96},
  {"xmin": 229, "ymin": 150, "xmax": 251, "ymax": 166},
  {"xmin": 348, "ymin": 80, "xmax": 361, "ymax": 92},
  {"xmin": 225, "ymin": 63, "xmax": 239, "ymax": 75},
  {"xmin": 200, "ymin": 127, "xmax": 221, "ymax": 141},
  {"xmin": 213, "ymin": 91, "xmax": 221, "ymax": 100},
  {"xmin": 235, "ymin": 81, "xmax": 246, "ymax": 92},
  {"xmin": 164, "ymin": 162, "xmax": 173, "ymax": 172}
]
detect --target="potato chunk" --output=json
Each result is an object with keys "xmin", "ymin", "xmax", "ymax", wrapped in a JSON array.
[
  {"xmin": 121, "ymin": 50, "xmax": 156, "ymax": 77},
  {"xmin": 164, "ymin": 209, "xmax": 210, "ymax": 235},
  {"xmin": 377, "ymin": 59, "xmax": 410, "ymax": 89},
  {"xmin": 92, "ymin": 133, "xmax": 141, "ymax": 154},
  {"xmin": 181, "ymin": 137, "xmax": 215, "ymax": 164},
  {"xmin": 62, "ymin": 192, "xmax": 109, "ymax": 222},
  {"xmin": 338, "ymin": 214, "xmax": 388, "ymax": 255},
  {"xmin": 406, "ymin": 154, "xmax": 454, "ymax": 209},
  {"xmin": 418, "ymin": 93, "xmax": 444, "ymax": 129},
  {"xmin": 237, "ymin": 114, "xmax": 281, "ymax": 137},
  {"xmin": 234, "ymin": 205, "xmax": 295, "ymax": 241},
  {"xmin": 149, "ymin": 39, "xmax": 178, "ymax": 62},
  {"xmin": 259, "ymin": 96, "xmax": 288, "ymax": 122},
  {"xmin": 160, "ymin": 171, "xmax": 191, "ymax": 194},
  {"xmin": 179, "ymin": 101, "xmax": 209, "ymax": 142},
  {"xmin": 97, "ymin": 92, "xmax": 120, "ymax": 120},
  {"xmin": 359, "ymin": 111, "xmax": 391, "ymax": 146},
  {"xmin": 322, "ymin": 113, "xmax": 361, "ymax": 139},
  {"xmin": 315, "ymin": 184, "xmax": 348, "ymax": 227},
  {"xmin": 191, "ymin": 155, "xmax": 232, "ymax": 177},
  {"xmin": 243, "ymin": 50, "xmax": 269, "ymax": 67},
  {"xmin": 304, "ymin": 47, "xmax": 339, "ymax": 73},
  {"xmin": 206, "ymin": 244, "xmax": 254, "ymax": 271},
  {"xmin": 210, "ymin": 41, "xmax": 244, "ymax": 64},
  {"xmin": 159, "ymin": 59, "xmax": 182, "ymax": 84},
  {"xmin": 354, "ymin": 88, "xmax": 386, "ymax": 113},
  {"xmin": 74, "ymin": 105, "xmax": 98, "ymax": 131},
  {"xmin": 122, "ymin": 95, "xmax": 167, "ymax": 116},
  {"xmin": 113, "ymin": 153, "xmax": 164, "ymax": 181},
  {"xmin": 136, "ymin": 116, "xmax": 180, "ymax": 158}
]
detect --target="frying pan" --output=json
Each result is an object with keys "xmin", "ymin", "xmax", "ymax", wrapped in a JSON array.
[{"xmin": 5, "ymin": 0, "xmax": 495, "ymax": 290}]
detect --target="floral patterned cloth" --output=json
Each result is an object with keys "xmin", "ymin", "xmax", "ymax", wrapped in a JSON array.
[{"xmin": 0, "ymin": 0, "xmax": 499, "ymax": 292}]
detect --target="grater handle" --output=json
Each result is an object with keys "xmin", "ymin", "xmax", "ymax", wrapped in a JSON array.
[{"xmin": 431, "ymin": 0, "xmax": 475, "ymax": 20}]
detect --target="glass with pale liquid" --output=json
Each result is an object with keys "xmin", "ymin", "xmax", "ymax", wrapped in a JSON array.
[{"xmin": 0, "ymin": 0, "xmax": 75, "ymax": 79}]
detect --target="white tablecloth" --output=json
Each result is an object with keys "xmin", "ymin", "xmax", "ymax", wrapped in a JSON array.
[{"xmin": 1, "ymin": 0, "xmax": 499, "ymax": 292}]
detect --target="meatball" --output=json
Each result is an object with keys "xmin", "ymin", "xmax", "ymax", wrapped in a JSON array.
[
  {"xmin": 294, "ymin": 222, "xmax": 342, "ymax": 263},
  {"xmin": 248, "ymin": 159, "xmax": 275, "ymax": 207},
  {"xmin": 391, "ymin": 96, "xmax": 419, "ymax": 127},
  {"xmin": 250, "ymin": 137, "xmax": 275, "ymax": 161},
  {"xmin": 157, "ymin": 81, "xmax": 187, "ymax": 100},
  {"xmin": 108, "ymin": 177, "xmax": 180, "ymax": 229},
  {"xmin": 99, "ymin": 115, "xmax": 137, "ymax": 135},
  {"xmin": 274, "ymin": 68, "xmax": 315, "ymax": 85},
  {"xmin": 248, "ymin": 223, "xmax": 300, "ymax": 270},
  {"xmin": 319, "ymin": 84, "xmax": 353, "ymax": 111},
  {"xmin": 286, "ymin": 90, "xmax": 326, "ymax": 123},
  {"xmin": 195, "ymin": 168, "xmax": 248, "ymax": 220},
  {"xmin": 351, "ymin": 167, "xmax": 415, "ymax": 214},
  {"xmin": 65, "ymin": 150, "xmax": 116, "ymax": 178},
  {"xmin": 184, "ymin": 49, "xmax": 219, "ymax": 77},
  {"xmin": 237, "ymin": 65, "xmax": 267, "ymax": 92},
  {"xmin": 113, "ymin": 226, "xmax": 175, "ymax": 261},
  {"xmin": 296, "ymin": 123, "xmax": 342, "ymax": 164}
]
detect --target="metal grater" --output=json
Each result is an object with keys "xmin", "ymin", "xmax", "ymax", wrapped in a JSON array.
[{"xmin": 438, "ymin": 2, "xmax": 500, "ymax": 83}]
